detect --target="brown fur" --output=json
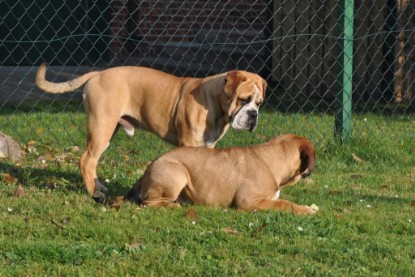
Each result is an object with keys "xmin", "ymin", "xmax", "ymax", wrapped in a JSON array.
[
  {"xmin": 36, "ymin": 64, "xmax": 267, "ymax": 198},
  {"xmin": 126, "ymin": 134, "xmax": 317, "ymax": 215}
]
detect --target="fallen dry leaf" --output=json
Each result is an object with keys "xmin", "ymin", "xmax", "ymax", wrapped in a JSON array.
[
  {"xmin": 251, "ymin": 222, "xmax": 268, "ymax": 236},
  {"xmin": 304, "ymin": 178, "xmax": 314, "ymax": 185},
  {"xmin": 351, "ymin": 153, "xmax": 364, "ymax": 163},
  {"xmin": 125, "ymin": 242, "xmax": 142, "ymax": 252},
  {"xmin": 51, "ymin": 219, "xmax": 65, "ymax": 229},
  {"xmin": 110, "ymin": 196, "xmax": 125, "ymax": 209},
  {"xmin": 27, "ymin": 140, "xmax": 36, "ymax": 146},
  {"xmin": 184, "ymin": 208, "xmax": 198, "ymax": 221},
  {"xmin": 13, "ymin": 184, "xmax": 26, "ymax": 197},
  {"xmin": 13, "ymin": 163, "xmax": 23, "ymax": 171},
  {"xmin": 221, "ymin": 227, "xmax": 240, "ymax": 235},
  {"xmin": 44, "ymin": 177, "xmax": 70, "ymax": 189},
  {"xmin": 335, "ymin": 213, "xmax": 343, "ymax": 219},
  {"xmin": 350, "ymin": 174, "xmax": 363, "ymax": 179},
  {"xmin": 26, "ymin": 145, "xmax": 38, "ymax": 155},
  {"xmin": 68, "ymin": 146, "xmax": 80, "ymax": 153},
  {"xmin": 2, "ymin": 173, "xmax": 17, "ymax": 185},
  {"xmin": 411, "ymin": 200, "xmax": 415, "ymax": 207},
  {"xmin": 380, "ymin": 184, "xmax": 389, "ymax": 189}
]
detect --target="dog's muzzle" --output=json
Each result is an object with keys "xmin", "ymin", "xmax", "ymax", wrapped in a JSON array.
[
  {"xmin": 301, "ymin": 169, "xmax": 312, "ymax": 178},
  {"xmin": 247, "ymin": 110, "xmax": 258, "ymax": 132},
  {"xmin": 230, "ymin": 104, "xmax": 259, "ymax": 131}
]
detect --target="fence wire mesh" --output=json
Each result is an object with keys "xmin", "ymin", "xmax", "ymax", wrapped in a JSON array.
[{"xmin": 1, "ymin": 0, "xmax": 414, "ymax": 157}]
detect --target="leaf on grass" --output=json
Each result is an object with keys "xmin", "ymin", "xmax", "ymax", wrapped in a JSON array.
[
  {"xmin": 68, "ymin": 146, "xmax": 80, "ymax": 153},
  {"xmin": 51, "ymin": 219, "xmax": 65, "ymax": 229},
  {"xmin": 26, "ymin": 146, "xmax": 38, "ymax": 155},
  {"xmin": 184, "ymin": 208, "xmax": 198, "ymax": 221},
  {"xmin": 351, "ymin": 153, "xmax": 364, "ymax": 163},
  {"xmin": 334, "ymin": 213, "xmax": 343, "ymax": 219},
  {"xmin": 2, "ymin": 173, "xmax": 17, "ymax": 185},
  {"xmin": 125, "ymin": 242, "xmax": 144, "ymax": 252},
  {"xmin": 304, "ymin": 178, "xmax": 314, "ymax": 185},
  {"xmin": 350, "ymin": 174, "xmax": 363, "ymax": 179},
  {"xmin": 13, "ymin": 163, "xmax": 22, "ymax": 171},
  {"xmin": 411, "ymin": 200, "xmax": 415, "ymax": 207},
  {"xmin": 27, "ymin": 140, "xmax": 36, "ymax": 146},
  {"xmin": 250, "ymin": 222, "xmax": 268, "ymax": 238},
  {"xmin": 221, "ymin": 227, "xmax": 240, "ymax": 235},
  {"xmin": 13, "ymin": 184, "xmax": 26, "ymax": 197},
  {"xmin": 45, "ymin": 177, "xmax": 70, "ymax": 189},
  {"xmin": 37, "ymin": 156, "xmax": 48, "ymax": 163},
  {"xmin": 110, "ymin": 196, "xmax": 125, "ymax": 209},
  {"xmin": 54, "ymin": 152, "xmax": 78, "ymax": 164},
  {"xmin": 51, "ymin": 217, "xmax": 70, "ymax": 229},
  {"xmin": 35, "ymin": 127, "xmax": 46, "ymax": 136}
]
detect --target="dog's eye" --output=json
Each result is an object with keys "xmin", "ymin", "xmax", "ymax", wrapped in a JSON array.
[{"xmin": 239, "ymin": 97, "xmax": 251, "ymax": 105}]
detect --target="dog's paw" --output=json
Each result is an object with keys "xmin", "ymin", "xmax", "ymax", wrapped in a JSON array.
[
  {"xmin": 94, "ymin": 178, "xmax": 109, "ymax": 193},
  {"xmin": 92, "ymin": 179, "xmax": 109, "ymax": 203},
  {"xmin": 295, "ymin": 205, "xmax": 317, "ymax": 215},
  {"xmin": 92, "ymin": 190, "xmax": 106, "ymax": 204}
]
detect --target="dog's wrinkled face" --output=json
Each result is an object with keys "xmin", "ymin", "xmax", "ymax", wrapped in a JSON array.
[{"xmin": 222, "ymin": 71, "xmax": 267, "ymax": 131}]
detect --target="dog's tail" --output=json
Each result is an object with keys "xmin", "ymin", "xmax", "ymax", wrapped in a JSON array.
[
  {"xmin": 36, "ymin": 63, "xmax": 100, "ymax": 94},
  {"xmin": 299, "ymin": 140, "xmax": 316, "ymax": 178},
  {"xmin": 124, "ymin": 180, "xmax": 143, "ymax": 204}
]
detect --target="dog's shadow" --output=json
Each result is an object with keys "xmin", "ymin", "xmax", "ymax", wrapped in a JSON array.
[
  {"xmin": 1, "ymin": 161, "xmax": 79, "ymax": 191},
  {"xmin": 0, "ymin": 161, "xmax": 131, "ymax": 204}
]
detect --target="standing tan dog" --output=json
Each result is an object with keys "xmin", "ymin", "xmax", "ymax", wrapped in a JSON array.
[
  {"xmin": 36, "ymin": 64, "xmax": 267, "ymax": 201},
  {"xmin": 125, "ymin": 134, "xmax": 317, "ymax": 215}
]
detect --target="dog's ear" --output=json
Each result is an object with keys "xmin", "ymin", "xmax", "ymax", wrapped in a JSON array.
[
  {"xmin": 224, "ymin": 71, "xmax": 246, "ymax": 99},
  {"xmin": 299, "ymin": 140, "xmax": 316, "ymax": 177},
  {"xmin": 260, "ymin": 77, "xmax": 268, "ymax": 98}
]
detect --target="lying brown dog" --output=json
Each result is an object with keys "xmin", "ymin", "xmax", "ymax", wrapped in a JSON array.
[
  {"xmin": 36, "ymin": 64, "xmax": 267, "ymax": 201},
  {"xmin": 125, "ymin": 134, "xmax": 317, "ymax": 215}
]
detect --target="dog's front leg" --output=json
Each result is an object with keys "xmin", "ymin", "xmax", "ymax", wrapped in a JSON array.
[{"xmin": 254, "ymin": 199, "xmax": 316, "ymax": 215}]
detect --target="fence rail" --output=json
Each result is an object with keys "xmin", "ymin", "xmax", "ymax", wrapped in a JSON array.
[{"xmin": 1, "ymin": 0, "xmax": 414, "ymax": 145}]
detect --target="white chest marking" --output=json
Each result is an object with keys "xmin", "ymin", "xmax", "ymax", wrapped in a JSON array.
[{"xmin": 272, "ymin": 190, "xmax": 281, "ymax": 201}]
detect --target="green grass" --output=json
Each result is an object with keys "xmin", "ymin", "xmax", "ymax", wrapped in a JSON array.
[{"xmin": 1, "ymin": 104, "xmax": 414, "ymax": 276}]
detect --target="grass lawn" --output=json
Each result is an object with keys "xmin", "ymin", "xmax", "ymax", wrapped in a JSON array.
[{"xmin": 1, "ymin": 104, "xmax": 414, "ymax": 276}]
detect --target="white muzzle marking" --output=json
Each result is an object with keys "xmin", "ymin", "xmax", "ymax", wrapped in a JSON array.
[{"xmin": 230, "ymin": 101, "xmax": 259, "ymax": 130}]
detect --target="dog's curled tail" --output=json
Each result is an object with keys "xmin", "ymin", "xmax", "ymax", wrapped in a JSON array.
[
  {"xmin": 124, "ymin": 180, "xmax": 143, "ymax": 204},
  {"xmin": 36, "ymin": 63, "xmax": 100, "ymax": 94},
  {"xmin": 299, "ymin": 140, "xmax": 316, "ymax": 177}
]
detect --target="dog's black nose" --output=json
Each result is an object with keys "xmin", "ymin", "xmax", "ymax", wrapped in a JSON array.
[{"xmin": 248, "ymin": 110, "xmax": 258, "ymax": 119}]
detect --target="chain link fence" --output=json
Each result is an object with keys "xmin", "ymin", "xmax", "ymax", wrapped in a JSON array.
[{"xmin": 1, "ymin": 0, "xmax": 414, "ymax": 152}]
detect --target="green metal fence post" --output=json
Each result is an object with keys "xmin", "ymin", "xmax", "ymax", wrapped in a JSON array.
[{"xmin": 335, "ymin": 0, "xmax": 354, "ymax": 141}]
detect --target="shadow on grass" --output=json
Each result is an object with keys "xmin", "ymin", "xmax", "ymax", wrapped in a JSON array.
[
  {"xmin": 1, "ymin": 97, "xmax": 84, "ymax": 115},
  {"xmin": 1, "ymin": 161, "xmax": 81, "ymax": 191},
  {"xmin": 0, "ymin": 161, "xmax": 133, "ymax": 204},
  {"xmin": 359, "ymin": 193, "xmax": 414, "ymax": 206}
]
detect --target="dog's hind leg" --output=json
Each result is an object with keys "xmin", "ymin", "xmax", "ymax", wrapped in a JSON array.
[
  {"xmin": 139, "ymin": 160, "xmax": 190, "ymax": 207},
  {"xmin": 80, "ymin": 114, "xmax": 120, "ymax": 202}
]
